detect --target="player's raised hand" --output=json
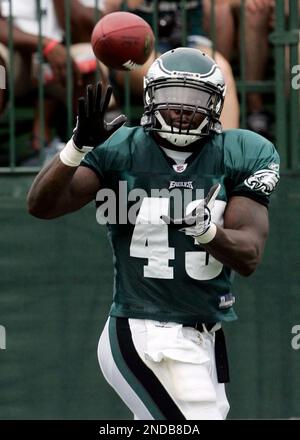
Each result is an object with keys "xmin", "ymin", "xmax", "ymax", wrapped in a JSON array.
[
  {"xmin": 73, "ymin": 82, "xmax": 127, "ymax": 149},
  {"xmin": 161, "ymin": 183, "xmax": 221, "ymax": 244}
]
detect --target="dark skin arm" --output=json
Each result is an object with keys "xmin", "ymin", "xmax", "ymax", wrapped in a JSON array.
[
  {"xmin": 0, "ymin": 15, "xmax": 81, "ymax": 86},
  {"xmin": 27, "ymin": 157, "xmax": 100, "ymax": 219},
  {"xmin": 203, "ymin": 196, "xmax": 269, "ymax": 277},
  {"xmin": 53, "ymin": 0, "xmax": 101, "ymax": 43},
  {"xmin": 0, "ymin": 16, "xmax": 47, "ymax": 52}
]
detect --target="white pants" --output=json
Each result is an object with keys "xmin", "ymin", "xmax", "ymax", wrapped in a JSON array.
[{"xmin": 97, "ymin": 317, "xmax": 230, "ymax": 420}]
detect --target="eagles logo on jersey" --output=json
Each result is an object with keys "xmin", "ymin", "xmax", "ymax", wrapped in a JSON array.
[{"xmin": 244, "ymin": 169, "xmax": 280, "ymax": 195}]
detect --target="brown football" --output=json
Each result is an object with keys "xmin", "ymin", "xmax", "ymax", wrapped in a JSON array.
[{"xmin": 91, "ymin": 12, "xmax": 155, "ymax": 70}]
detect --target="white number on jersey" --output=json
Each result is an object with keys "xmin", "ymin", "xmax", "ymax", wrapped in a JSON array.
[
  {"xmin": 130, "ymin": 197, "xmax": 226, "ymax": 281},
  {"xmin": 130, "ymin": 198, "xmax": 175, "ymax": 278}
]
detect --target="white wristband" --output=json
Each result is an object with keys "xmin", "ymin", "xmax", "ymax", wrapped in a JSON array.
[
  {"xmin": 59, "ymin": 138, "xmax": 93, "ymax": 167},
  {"xmin": 195, "ymin": 223, "xmax": 217, "ymax": 244}
]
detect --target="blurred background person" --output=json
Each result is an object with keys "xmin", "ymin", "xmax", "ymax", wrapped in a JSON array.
[
  {"xmin": 100, "ymin": 0, "xmax": 240, "ymax": 129},
  {"xmin": 204, "ymin": 0, "xmax": 275, "ymax": 139},
  {"xmin": 0, "ymin": 0, "xmax": 103, "ymax": 163}
]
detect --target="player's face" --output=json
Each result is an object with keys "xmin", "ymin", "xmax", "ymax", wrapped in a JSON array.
[{"xmin": 160, "ymin": 109, "xmax": 206, "ymax": 130}]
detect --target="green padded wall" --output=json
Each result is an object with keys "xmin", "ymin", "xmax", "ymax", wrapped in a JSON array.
[
  {"xmin": 226, "ymin": 174, "xmax": 300, "ymax": 419},
  {"xmin": 0, "ymin": 175, "xmax": 299, "ymax": 419}
]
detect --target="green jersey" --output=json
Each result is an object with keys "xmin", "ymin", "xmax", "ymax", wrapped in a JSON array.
[{"xmin": 81, "ymin": 127, "xmax": 279, "ymax": 324}]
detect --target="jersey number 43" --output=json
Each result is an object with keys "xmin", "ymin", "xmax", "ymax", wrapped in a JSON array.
[{"xmin": 130, "ymin": 197, "xmax": 226, "ymax": 281}]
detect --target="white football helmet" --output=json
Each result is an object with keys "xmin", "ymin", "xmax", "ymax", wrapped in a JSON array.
[{"xmin": 141, "ymin": 47, "xmax": 226, "ymax": 147}]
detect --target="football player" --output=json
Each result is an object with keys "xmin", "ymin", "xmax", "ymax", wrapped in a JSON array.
[{"xmin": 27, "ymin": 48, "xmax": 280, "ymax": 420}]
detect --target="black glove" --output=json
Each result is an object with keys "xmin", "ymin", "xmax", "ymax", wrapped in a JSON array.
[{"xmin": 73, "ymin": 82, "xmax": 127, "ymax": 149}]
